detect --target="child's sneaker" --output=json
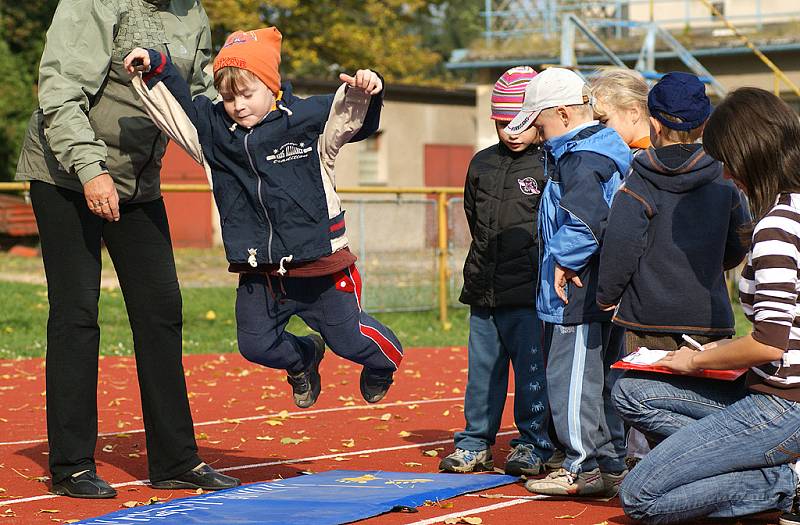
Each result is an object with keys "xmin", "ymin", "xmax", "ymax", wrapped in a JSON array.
[
  {"xmin": 525, "ymin": 467, "xmax": 604, "ymax": 496},
  {"xmin": 545, "ymin": 449, "xmax": 566, "ymax": 471},
  {"xmin": 439, "ymin": 448, "xmax": 494, "ymax": 473},
  {"xmin": 359, "ymin": 367, "xmax": 394, "ymax": 403},
  {"xmin": 504, "ymin": 444, "xmax": 544, "ymax": 476},
  {"xmin": 287, "ymin": 334, "xmax": 325, "ymax": 408},
  {"xmin": 600, "ymin": 469, "xmax": 628, "ymax": 498}
]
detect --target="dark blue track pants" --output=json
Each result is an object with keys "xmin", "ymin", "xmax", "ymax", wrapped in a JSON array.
[{"xmin": 235, "ymin": 265, "xmax": 403, "ymax": 374}]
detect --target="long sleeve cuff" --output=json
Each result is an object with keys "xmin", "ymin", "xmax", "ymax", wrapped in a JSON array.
[{"xmin": 76, "ymin": 161, "xmax": 107, "ymax": 185}]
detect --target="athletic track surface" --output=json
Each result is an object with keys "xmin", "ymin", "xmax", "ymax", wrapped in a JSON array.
[{"xmin": 0, "ymin": 347, "xmax": 780, "ymax": 524}]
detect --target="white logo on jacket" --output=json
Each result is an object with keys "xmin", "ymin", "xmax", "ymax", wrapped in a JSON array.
[
  {"xmin": 518, "ymin": 177, "xmax": 540, "ymax": 195},
  {"xmin": 266, "ymin": 142, "xmax": 313, "ymax": 164}
]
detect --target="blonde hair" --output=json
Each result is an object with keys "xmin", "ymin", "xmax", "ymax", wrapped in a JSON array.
[
  {"xmin": 656, "ymin": 112, "xmax": 704, "ymax": 143},
  {"xmin": 214, "ymin": 66, "xmax": 260, "ymax": 96},
  {"xmin": 590, "ymin": 68, "xmax": 649, "ymax": 119}
]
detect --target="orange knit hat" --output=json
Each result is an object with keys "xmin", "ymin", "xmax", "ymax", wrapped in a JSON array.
[{"xmin": 213, "ymin": 27, "xmax": 282, "ymax": 94}]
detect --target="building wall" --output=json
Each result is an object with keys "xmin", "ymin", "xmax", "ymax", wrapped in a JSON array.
[{"xmin": 627, "ymin": 0, "xmax": 798, "ymax": 29}]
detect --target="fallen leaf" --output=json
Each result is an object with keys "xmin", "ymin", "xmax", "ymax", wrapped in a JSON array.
[
  {"xmin": 403, "ymin": 462, "xmax": 422, "ymax": 467},
  {"xmin": 147, "ymin": 496, "xmax": 163, "ymax": 505},
  {"xmin": 333, "ymin": 457, "xmax": 350, "ymax": 462},
  {"xmin": 423, "ymin": 450, "xmax": 439, "ymax": 457},
  {"xmin": 205, "ymin": 310, "xmax": 217, "ymax": 321},
  {"xmin": 443, "ymin": 410, "xmax": 451, "ymax": 416},
  {"xmin": 444, "ymin": 518, "xmax": 482, "ymax": 525},
  {"xmin": 264, "ymin": 419, "xmax": 284, "ymax": 426},
  {"xmin": 102, "ymin": 445, "xmax": 114, "ymax": 453},
  {"xmin": 280, "ymin": 437, "xmax": 308, "ymax": 445},
  {"xmin": 555, "ymin": 506, "xmax": 587, "ymax": 519},
  {"xmin": 380, "ymin": 413, "xmax": 392, "ymax": 421},
  {"xmin": 398, "ymin": 431, "xmax": 412, "ymax": 438},
  {"xmin": 195, "ymin": 432, "xmax": 209, "ymax": 440},
  {"xmin": 37, "ymin": 509, "xmax": 59, "ymax": 514},
  {"xmin": 341, "ymin": 439, "xmax": 355, "ymax": 448},
  {"xmin": 256, "ymin": 435, "xmax": 274, "ymax": 441},
  {"xmin": 121, "ymin": 501, "xmax": 140, "ymax": 508}
]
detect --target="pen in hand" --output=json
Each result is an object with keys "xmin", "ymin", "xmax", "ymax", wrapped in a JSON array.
[{"xmin": 681, "ymin": 334, "xmax": 705, "ymax": 351}]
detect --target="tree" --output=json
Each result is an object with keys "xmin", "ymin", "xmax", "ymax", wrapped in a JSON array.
[{"xmin": 204, "ymin": 0, "xmax": 443, "ymax": 83}]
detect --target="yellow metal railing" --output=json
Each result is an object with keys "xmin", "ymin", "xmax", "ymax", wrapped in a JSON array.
[
  {"xmin": 0, "ymin": 182, "xmax": 464, "ymax": 329},
  {"xmin": 697, "ymin": 0, "xmax": 800, "ymax": 99}
]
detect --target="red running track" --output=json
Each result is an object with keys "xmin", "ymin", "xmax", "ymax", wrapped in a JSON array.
[{"xmin": 0, "ymin": 348, "xmax": 780, "ymax": 524}]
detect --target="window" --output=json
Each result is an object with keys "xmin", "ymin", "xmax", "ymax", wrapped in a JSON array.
[{"xmin": 357, "ymin": 132, "xmax": 384, "ymax": 185}]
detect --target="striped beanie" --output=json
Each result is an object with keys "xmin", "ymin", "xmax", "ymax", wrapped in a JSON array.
[{"xmin": 491, "ymin": 66, "xmax": 538, "ymax": 121}]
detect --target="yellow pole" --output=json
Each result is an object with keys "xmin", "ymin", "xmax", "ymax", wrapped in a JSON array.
[
  {"xmin": 437, "ymin": 192, "xmax": 452, "ymax": 331},
  {"xmin": 775, "ymin": 73, "xmax": 781, "ymax": 97},
  {"xmin": 649, "ymin": 0, "xmax": 654, "ymax": 22},
  {"xmin": 698, "ymin": 0, "xmax": 800, "ymax": 98}
]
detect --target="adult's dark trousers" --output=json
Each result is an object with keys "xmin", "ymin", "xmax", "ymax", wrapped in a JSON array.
[{"xmin": 30, "ymin": 181, "xmax": 200, "ymax": 484}]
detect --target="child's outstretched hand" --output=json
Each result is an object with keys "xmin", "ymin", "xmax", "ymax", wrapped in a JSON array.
[
  {"xmin": 123, "ymin": 48, "xmax": 151, "ymax": 74},
  {"xmin": 339, "ymin": 70, "xmax": 382, "ymax": 95}
]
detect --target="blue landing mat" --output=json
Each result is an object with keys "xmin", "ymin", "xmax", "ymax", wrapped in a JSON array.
[{"xmin": 76, "ymin": 470, "xmax": 518, "ymax": 524}]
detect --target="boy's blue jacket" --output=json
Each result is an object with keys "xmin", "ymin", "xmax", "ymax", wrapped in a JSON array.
[
  {"xmin": 137, "ymin": 50, "xmax": 382, "ymax": 268},
  {"xmin": 538, "ymin": 123, "xmax": 632, "ymax": 324}
]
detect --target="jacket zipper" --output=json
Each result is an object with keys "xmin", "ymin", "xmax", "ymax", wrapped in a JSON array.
[{"xmin": 244, "ymin": 129, "xmax": 274, "ymax": 264}]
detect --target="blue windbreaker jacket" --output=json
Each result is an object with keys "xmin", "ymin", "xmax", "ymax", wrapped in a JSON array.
[{"xmin": 538, "ymin": 123, "xmax": 632, "ymax": 324}]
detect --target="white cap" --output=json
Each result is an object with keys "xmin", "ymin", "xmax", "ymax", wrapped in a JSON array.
[{"xmin": 504, "ymin": 68, "xmax": 588, "ymax": 135}]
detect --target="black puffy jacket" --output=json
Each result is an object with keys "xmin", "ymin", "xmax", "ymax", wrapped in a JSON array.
[{"xmin": 459, "ymin": 142, "xmax": 548, "ymax": 307}]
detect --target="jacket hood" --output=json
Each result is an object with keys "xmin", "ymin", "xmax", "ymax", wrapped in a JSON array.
[
  {"xmin": 549, "ymin": 124, "xmax": 632, "ymax": 177},
  {"xmin": 633, "ymin": 146, "xmax": 722, "ymax": 193}
]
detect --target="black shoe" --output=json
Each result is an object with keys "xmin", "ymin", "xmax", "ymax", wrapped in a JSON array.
[
  {"xmin": 151, "ymin": 463, "xmax": 240, "ymax": 491},
  {"xmin": 781, "ymin": 511, "xmax": 800, "ymax": 525},
  {"xmin": 287, "ymin": 334, "xmax": 325, "ymax": 408},
  {"xmin": 360, "ymin": 367, "xmax": 394, "ymax": 403},
  {"xmin": 51, "ymin": 471, "xmax": 117, "ymax": 499}
]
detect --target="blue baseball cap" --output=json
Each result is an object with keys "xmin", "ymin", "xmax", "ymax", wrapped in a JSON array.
[{"xmin": 647, "ymin": 72, "xmax": 711, "ymax": 131}]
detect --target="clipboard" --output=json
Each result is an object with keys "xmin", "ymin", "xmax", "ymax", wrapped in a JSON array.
[{"xmin": 611, "ymin": 347, "xmax": 747, "ymax": 381}]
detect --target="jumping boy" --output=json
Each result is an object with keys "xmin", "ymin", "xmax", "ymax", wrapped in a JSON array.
[
  {"xmin": 124, "ymin": 27, "xmax": 402, "ymax": 408},
  {"xmin": 503, "ymin": 67, "xmax": 632, "ymax": 496},
  {"xmin": 439, "ymin": 66, "xmax": 553, "ymax": 476}
]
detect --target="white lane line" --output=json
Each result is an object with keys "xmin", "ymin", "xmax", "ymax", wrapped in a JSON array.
[
  {"xmin": 0, "ymin": 430, "xmax": 519, "ymax": 507},
  {"xmin": 0, "ymin": 395, "xmax": 478, "ymax": 447},
  {"xmin": 402, "ymin": 498, "xmax": 534, "ymax": 525}
]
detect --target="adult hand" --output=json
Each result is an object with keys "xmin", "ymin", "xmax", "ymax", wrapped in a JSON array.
[
  {"xmin": 123, "ymin": 48, "xmax": 151, "ymax": 74},
  {"xmin": 554, "ymin": 264, "xmax": 582, "ymax": 304},
  {"xmin": 339, "ymin": 70, "xmax": 383, "ymax": 95},
  {"xmin": 84, "ymin": 173, "xmax": 120, "ymax": 222},
  {"xmin": 655, "ymin": 346, "xmax": 700, "ymax": 374}
]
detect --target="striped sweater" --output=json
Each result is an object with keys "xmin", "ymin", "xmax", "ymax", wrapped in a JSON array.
[{"xmin": 740, "ymin": 193, "xmax": 800, "ymax": 400}]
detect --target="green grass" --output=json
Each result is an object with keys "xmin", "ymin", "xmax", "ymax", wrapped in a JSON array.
[
  {"xmin": 0, "ymin": 280, "xmax": 751, "ymax": 359},
  {"xmin": 0, "ymin": 281, "xmax": 470, "ymax": 359}
]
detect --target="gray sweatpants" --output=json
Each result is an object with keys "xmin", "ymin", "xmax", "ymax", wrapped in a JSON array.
[{"xmin": 545, "ymin": 321, "xmax": 627, "ymax": 475}]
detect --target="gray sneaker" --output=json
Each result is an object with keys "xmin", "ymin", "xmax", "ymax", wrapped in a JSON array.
[
  {"xmin": 504, "ymin": 444, "xmax": 544, "ymax": 476},
  {"xmin": 439, "ymin": 448, "xmax": 493, "ymax": 473},
  {"xmin": 287, "ymin": 334, "xmax": 325, "ymax": 408},
  {"xmin": 545, "ymin": 449, "xmax": 566, "ymax": 471},
  {"xmin": 600, "ymin": 469, "xmax": 628, "ymax": 498},
  {"xmin": 525, "ymin": 467, "xmax": 605, "ymax": 496}
]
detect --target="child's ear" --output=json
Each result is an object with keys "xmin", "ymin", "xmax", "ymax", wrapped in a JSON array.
[
  {"xmin": 629, "ymin": 106, "xmax": 642, "ymax": 125},
  {"xmin": 557, "ymin": 106, "xmax": 570, "ymax": 127},
  {"xmin": 649, "ymin": 116, "xmax": 662, "ymax": 136}
]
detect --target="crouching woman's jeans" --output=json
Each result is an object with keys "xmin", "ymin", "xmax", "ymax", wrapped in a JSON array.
[{"xmin": 618, "ymin": 390, "xmax": 800, "ymax": 524}]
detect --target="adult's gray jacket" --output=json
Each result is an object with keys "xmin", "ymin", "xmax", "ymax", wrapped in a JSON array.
[{"xmin": 16, "ymin": 0, "xmax": 215, "ymax": 203}]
